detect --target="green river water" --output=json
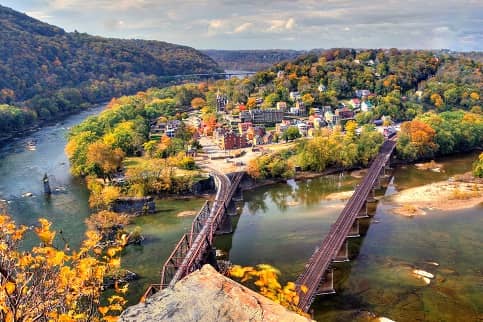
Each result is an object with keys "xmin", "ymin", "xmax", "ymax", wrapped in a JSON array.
[{"xmin": 0, "ymin": 108, "xmax": 481, "ymax": 321}]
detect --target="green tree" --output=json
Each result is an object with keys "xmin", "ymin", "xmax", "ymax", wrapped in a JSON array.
[{"xmin": 473, "ymin": 153, "xmax": 483, "ymax": 178}]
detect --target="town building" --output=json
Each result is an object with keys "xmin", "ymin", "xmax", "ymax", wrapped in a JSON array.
[
  {"xmin": 335, "ymin": 107, "xmax": 355, "ymax": 121},
  {"xmin": 355, "ymin": 89, "xmax": 371, "ymax": 98},
  {"xmin": 216, "ymin": 91, "xmax": 228, "ymax": 112},
  {"xmin": 240, "ymin": 109, "xmax": 284, "ymax": 125},
  {"xmin": 289, "ymin": 91, "xmax": 301, "ymax": 101},
  {"xmin": 150, "ymin": 119, "xmax": 182, "ymax": 138},
  {"xmin": 276, "ymin": 101, "xmax": 288, "ymax": 111},
  {"xmin": 361, "ymin": 101, "xmax": 374, "ymax": 112},
  {"xmin": 214, "ymin": 128, "xmax": 249, "ymax": 150},
  {"xmin": 349, "ymin": 98, "xmax": 361, "ymax": 109},
  {"xmin": 238, "ymin": 122, "xmax": 253, "ymax": 134}
]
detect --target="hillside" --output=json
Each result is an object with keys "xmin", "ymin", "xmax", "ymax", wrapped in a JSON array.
[
  {"xmin": 202, "ymin": 49, "xmax": 306, "ymax": 71},
  {"xmin": 0, "ymin": 4, "xmax": 221, "ymax": 136}
]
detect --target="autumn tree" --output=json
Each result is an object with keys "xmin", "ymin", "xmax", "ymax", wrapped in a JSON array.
[
  {"xmin": 230, "ymin": 264, "xmax": 309, "ymax": 318},
  {"xmin": 143, "ymin": 140, "xmax": 158, "ymax": 158},
  {"xmin": 301, "ymin": 93, "xmax": 314, "ymax": 108},
  {"xmin": 86, "ymin": 210, "xmax": 131, "ymax": 243},
  {"xmin": 190, "ymin": 97, "xmax": 206, "ymax": 109},
  {"xmin": 0, "ymin": 214, "xmax": 127, "ymax": 321},
  {"xmin": 430, "ymin": 93, "xmax": 444, "ymax": 109},
  {"xmin": 397, "ymin": 120, "xmax": 438, "ymax": 160},
  {"xmin": 86, "ymin": 141, "xmax": 125, "ymax": 181},
  {"xmin": 246, "ymin": 97, "xmax": 257, "ymax": 109},
  {"xmin": 87, "ymin": 178, "xmax": 122, "ymax": 210}
]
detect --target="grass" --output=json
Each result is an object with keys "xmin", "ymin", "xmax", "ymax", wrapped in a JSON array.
[{"xmin": 123, "ymin": 156, "xmax": 208, "ymax": 182}]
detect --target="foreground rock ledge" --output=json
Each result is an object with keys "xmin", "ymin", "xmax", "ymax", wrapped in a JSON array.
[{"xmin": 120, "ymin": 265, "xmax": 313, "ymax": 322}]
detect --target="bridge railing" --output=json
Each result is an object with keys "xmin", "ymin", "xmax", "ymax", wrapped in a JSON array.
[
  {"xmin": 153, "ymin": 171, "xmax": 245, "ymax": 298},
  {"xmin": 189, "ymin": 201, "xmax": 211, "ymax": 245},
  {"xmin": 160, "ymin": 233, "xmax": 191, "ymax": 288}
]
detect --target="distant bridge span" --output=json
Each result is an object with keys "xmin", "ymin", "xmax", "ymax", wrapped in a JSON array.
[
  {"xmin": 296, "ymin": 140, "xmax": 397, "ymax": 312},
  {"xmin": 161, "ymin": 71, "xmax": 256, "ymax": 80}
]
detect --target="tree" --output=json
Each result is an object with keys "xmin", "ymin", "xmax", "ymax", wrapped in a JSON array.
[
  {"xmin": 86, "ymin": 210, "xmax": 131, "ymax": 243},
  {"xmin": 262, "ymin": 93, "xmax": 279, "ymax": 109},
  {"xmin": 281, "ymin": 126, "xmax": 301, "ymax": 142},
  {"xmin": 473, "ymin": 153, "xmax": 483, "ymax": 178},
  {"xmin": 87, "ymin": 178, "xmax": 122, "ymax": 210},
  {"xmin": 86, "ymin": 141, "xmax": 125, "ymax": 180},
  {"xmin": 301, "ymin": 93, "xmax": 314, "ymax": 108},
  {"xmin": 0, "ymin": 214, "xmax": 127, "ymax": 321},
  {"xmin": 190, "ymin": 97, "xmax": 206, "ymax": 109},
  {"xmin": 430, "ymin": 93, "xmax": 444, "ymax": 109},
  {"xmin": 246, "ymin": 97, "xmax": 257, "ymax": 109},
  {"xmin": 397, "ymin": 120, "xmax": 438, "ymax": 160},
  {"xmin": 344, "ymin": 120, "xmax": 358, "ymax": 141},
  {"xmin": 230, "ymin": 264, "xmax": 309, "ymax": 318},
  {"xmin": 143, "ymin": 140, "xmax": 158, "ymax": 158}
]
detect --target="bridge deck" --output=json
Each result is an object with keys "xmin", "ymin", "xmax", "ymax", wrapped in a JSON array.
[
  {"xmin": 296, "ymin": 140, "xmax": 396, "ymax": 312},
  {"xmin": 158, "ymin": 171, "xmax": 244, "ymax": 290}
]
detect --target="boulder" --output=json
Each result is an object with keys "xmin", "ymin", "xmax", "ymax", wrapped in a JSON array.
[{"xmin": 120, "ymin": 265, "xmax": 312, "ymax": 322}]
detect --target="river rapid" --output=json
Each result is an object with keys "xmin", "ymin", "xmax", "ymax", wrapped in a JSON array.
[{"xmin": 0, "ymin": 107, "xmax": 481, "ymax": 320}]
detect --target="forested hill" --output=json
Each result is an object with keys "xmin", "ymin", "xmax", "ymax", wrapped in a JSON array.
[
  {"xmin": 0, "ymin": 4, "xmax": 220, "ymax": 133},
  {"xmin": 202, "ymin": 49, "xmax": 306, "ymax": 71}
]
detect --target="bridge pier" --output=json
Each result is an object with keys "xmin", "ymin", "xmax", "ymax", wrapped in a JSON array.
[
  {"xmin": 333, "ymin": 239, "xmax": 349, "ymax": 262},
  {"xmin": 367, "ymin": 188, "xmax": 377, "ymax": 203},
  {"xmin": 357, "ymin": 201, "xmax": 369, "ymax": 219},
  {"xmin": 316, "ymin": 269, "xmax": 336, "ymax": 295},
  {"xmin": 215, "ymin": 214, "xmax": 233, "ymax": 235},
  {"xmin": 206, "ymin": 247, "xmax": 220, "ymax": 271},
  {"xmin": 348, "ymin": 219, "xmax": 360, "ymax": 238},
  {"xmin": 232, "ymin": 187, "xmax": 243, "ymax": 202}
]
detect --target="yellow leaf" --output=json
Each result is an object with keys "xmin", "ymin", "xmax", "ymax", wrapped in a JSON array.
[
  {"xmin": 300, "ymin": 285, "xmax": 308, "ymax": 294},
  {"xmin": 5, "ymin": 281, "xmax": 16, "ymax": 295},
  {"xmin": 99, "ymin": 306, "xmax": 109, "ymax": 316}
]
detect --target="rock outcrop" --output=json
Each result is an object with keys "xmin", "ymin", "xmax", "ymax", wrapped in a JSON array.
[{"xmin": 120, "ymin": 265, "xmax": 312, "ymax": 322}]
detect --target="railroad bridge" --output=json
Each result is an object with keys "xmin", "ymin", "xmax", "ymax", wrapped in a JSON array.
[
  {"xmin": 295, "ymin": 140, "xmax": 397, "ymax": 312},
  {"xmin": 143, "ymin": 171, "xmax": 245, "ymax": 299}
]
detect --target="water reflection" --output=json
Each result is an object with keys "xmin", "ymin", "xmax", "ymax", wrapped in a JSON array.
[{"xmin": 216, "ymin": 153, "xmax": 482, "ymax": 321}]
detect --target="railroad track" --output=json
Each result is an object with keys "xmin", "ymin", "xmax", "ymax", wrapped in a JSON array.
[{"xmin": 296, "ymin": 141, "xmax": 396, "ymax": 311}]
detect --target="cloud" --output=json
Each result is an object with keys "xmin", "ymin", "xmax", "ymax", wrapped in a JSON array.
[
  {"xmin": 3, "ymin": 0, "xmax": 481, "ymax": 50},
  {"xmin": 268, "ymin": 18, "xmax": 296, "ymax": 32},
  {"xmin": 209, "ymin": 20, "xmax": 224, "ymax": 29},
  {"xmin": 285, "ymin": 18, "xmax": 296, "ymax": 30},
  {"xmin": 234, "ymin": 22, "xmax": 253, "ymax": 33}
]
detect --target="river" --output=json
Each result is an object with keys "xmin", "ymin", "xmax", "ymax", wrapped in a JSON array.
[
  {"xmin": 216, "ymin": 153, "xmax": 483, "ymax": 321},
  {"xmin": 0, "ymin": 108, "xmax": 481, "ymax": 320}
]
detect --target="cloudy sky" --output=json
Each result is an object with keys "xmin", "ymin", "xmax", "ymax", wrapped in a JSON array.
[{"xmin": 4, "ymin": 0, "xmax": 483, "ymax": 50}]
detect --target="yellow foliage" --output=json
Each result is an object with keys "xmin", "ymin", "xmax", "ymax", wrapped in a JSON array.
[
  {"xmin": 0, "ymin": 214, "xmax": 127, "ymax": 321},
  {"xmin": 229, "ymin": 264, "xmax": 310, "ymax": 318}
]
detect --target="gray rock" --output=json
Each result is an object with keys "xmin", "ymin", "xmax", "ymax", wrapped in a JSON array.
[{"xmin": 120, "ymin": 265, "xmax": 312, "ymax": 322}]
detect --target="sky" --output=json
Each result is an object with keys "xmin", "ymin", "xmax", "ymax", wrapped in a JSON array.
[{"xmin": 4, "ymin": 0, "xmax": 483, "ymax": 51}]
